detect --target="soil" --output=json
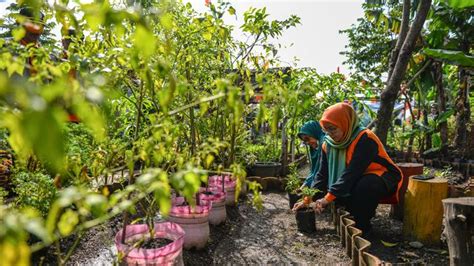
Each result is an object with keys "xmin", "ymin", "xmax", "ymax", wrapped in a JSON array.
[
  {"xmin": 140, "ymin": 238, "xmax": 173, "ymax": 249},
  {"xmin": 62, "ymin": 164, "xmax": 451, "ymax": 265},
  {"xmin": 182, "ymin": 192, "xmax": 348, "ymax": 265}
]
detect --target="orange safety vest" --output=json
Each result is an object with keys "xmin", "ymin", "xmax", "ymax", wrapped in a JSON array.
[{"xmin": 323, "ymin": 129, "xmax": 403, "ymax": 203}]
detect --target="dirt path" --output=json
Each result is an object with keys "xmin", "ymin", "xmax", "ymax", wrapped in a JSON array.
[{"xmin": 183, "ymin": 192, "xmax": 349, "ymax": 265}]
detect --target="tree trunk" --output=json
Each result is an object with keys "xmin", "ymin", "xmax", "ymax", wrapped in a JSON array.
[
  {"xmin": 375, "ymin": 0, "xmax": 432, "ymax": 144},
  {"xmin": 432, "ymin": 61, "xmax": 448, "ymax": 155},
  {"xmin": 403, "ymin": 176, "xmax": 448, "ymax": 245},
  {"xmin": 228, "ymin": 116, "xmax": 236, "ymax": 168},
  {"xmin": 454, "ymin": 67, "xmax": 471, "ymax": 158},
  {"xmin": 442, "ymin": 197, "xmax": 474, "ymax": 266},
  {"xmin": 281, "ymin": 117, "xmax": 288, "ymax": 175},
  {"xmin": 406, "ymin": 134, "xmax": 414, "ymax": 161},
  {"xmin": 387, "ymin": 0, "xmax": 411, "ymax": 80},
  {"xmin": 424, "ymin": 108, "xmax": 432, "ymax": 152}
]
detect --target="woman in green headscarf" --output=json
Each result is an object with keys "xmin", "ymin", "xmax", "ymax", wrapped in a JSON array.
[
  {"xmin": 293, "ymin": 103, "xmax": 402, "ymax": 235},
  {"xmin": 297, "ymin": 121, "xmax": 325, "ymax": 189}
]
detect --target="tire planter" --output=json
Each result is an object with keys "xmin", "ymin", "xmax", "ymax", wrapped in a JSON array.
[
  {"xmin": 208, "ymin": 175, "xmax": 237, "ymax": 206},
  {"xmin": 288, "ymin": 192, "xmax": 300, "ymax": 209},
  {"xmin": 198, "ymin": 188, "xmax": 227, "ymax": 225},
  {"xmin": 115, "ymin": 222, "xmax": 185, "ymax": 266},
  {"xmin": 391, "ymin": 162, "xmax": 424, "ymax": 220},
  {"xmin": 295, "ymin": 207, "xmax": 316, "ymax": 233},
  {"xmin": 248, "ymin": 162, "xmax": 282, "ymax": 177},
  {"xmin": 166, "ymin": 204, "xmax": 210, "ymax": 250}
]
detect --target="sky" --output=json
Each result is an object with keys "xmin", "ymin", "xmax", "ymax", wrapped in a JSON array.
[
  {"xmin": 0, "ymin": 0, "xmax": 365, "ymax": 74},
  {"xmin": 186, "ymin": 0, "xmax": 365, "ymax": 74}
]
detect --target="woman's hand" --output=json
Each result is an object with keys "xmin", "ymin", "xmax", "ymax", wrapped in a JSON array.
[
  {"xmin": 314, "ymin": 198, "xmax": 329, "ymax": 214},
  {"xmin": 291, "ymin": 201, "xmax": 306, "ymax": 212}
]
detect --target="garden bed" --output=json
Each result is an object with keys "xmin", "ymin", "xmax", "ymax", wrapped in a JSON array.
[{"xmin": 64, "ymin": 190, "xmax": 450, "ymax": 265}]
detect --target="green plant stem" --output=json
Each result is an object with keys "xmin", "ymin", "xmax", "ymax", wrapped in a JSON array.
[
  {"xmin": 55, "ymin": 239, "xmax": 62, "ymax": 265},
  {"xmin": 62, "ymin": 232, "xmax": 84, "ymax": 265},
  {"xmin": 228, "ymin": 115, "xmax": 236, "ymax": 167}
]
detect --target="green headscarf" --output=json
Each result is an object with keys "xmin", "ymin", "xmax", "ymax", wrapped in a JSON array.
[{"xmin": 298, "ymin": 121, "xmax": 325, "ymax": 187}]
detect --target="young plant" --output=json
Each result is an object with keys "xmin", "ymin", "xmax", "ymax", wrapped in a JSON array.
[
  {"xmin": 299, "ymin": 187, "xmax": 320, "ymax": 205},
  {"xmin": 285, "ymin": 164, "xmax": 301, "ymax": 194}
]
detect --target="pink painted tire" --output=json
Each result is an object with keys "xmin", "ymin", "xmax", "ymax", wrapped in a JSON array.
[
  {"xmin": 208, "ymin": 175, "xmax": 237, "ymax": 206},
  {"xmin": 115, "ymin": 222, "xmax": 184, "ymax": 266},
  {"xmin": 199, "ymin": 188, "xmax": 227, "ymax": 225},
  {"xmin": 166, "ymin": 204, "xmax": 210, "ymax": 250}
]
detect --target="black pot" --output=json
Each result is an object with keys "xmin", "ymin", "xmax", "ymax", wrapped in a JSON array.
[
  {"xmin": 288, "ymin": 192, "xmax": 300, "ymax": 209},
  {"xmin": 249, "ymin": 162, "xmax": 282, "ymax": 177},
  {"xmin": 295, "ymin": 207, "xmax": 316, "ymax": 233}
]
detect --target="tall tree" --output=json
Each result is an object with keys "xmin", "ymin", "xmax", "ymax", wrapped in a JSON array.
[{"xmin": 375, "ymin": 0, "xmax": 432, "ymax": 144}]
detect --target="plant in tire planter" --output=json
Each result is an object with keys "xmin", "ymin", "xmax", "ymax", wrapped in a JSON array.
[
  {"xmin": 115, "ymin": 222, "xmax": 185, "ymax": 266},
  {"xmin": 208, "ymin": 175, "xmax": 237, "ymax": 206},
  {"xmin": 166, "ymin": 197, "xmax": 211, "ymax": 250},
  {"xmin": 198, "ymin": 187, "xmax": 227, "ymax": 225},
  {"xmin": 295, "ymin": 187, "xmax": 319, "ymax": 233}
]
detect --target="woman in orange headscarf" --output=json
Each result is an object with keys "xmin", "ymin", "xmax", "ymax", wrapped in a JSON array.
[{"xmin": 293, "ymin": 103, "xmax": 402, "ymax": 235}]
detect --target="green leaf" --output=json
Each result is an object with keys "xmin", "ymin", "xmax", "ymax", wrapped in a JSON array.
[
  {"xmin": 57, "ymin": 209, "xmax": 79, "ymax": 236},
  {"xmin": 202, "ymin": 31, "xmax": 212, "ymax": 40},
  {"xmin": 436, "ymin": 109, "xmax": 454, "ymax": 124},
  {"xmin": 22, "ymin": 108, "xmax": 66, "ymax": 172},
  {"xmin": 228, "ymin": 6, "xmax": 236, "ymax": 15},
  {"xmin": 6, "ymin": 62, "xmax": 24, "ymax": 77},
  {"xmin": 160, "ymin": 13, "xmax": 174, "ymax": 30},
  {"xmin": 423, "ymin": 49, "xmax": 474, "ymax": 67},
  {"xmin": 134, "ymin": 25, "xmax": 156, "ymax": 59},
  {"xmin": 74, "ymin": 102, "xmax": 105, "ymax": 142},
  {"xmin": 439, "ymin": 0, "xmax": 474, "ymax": 9},
  {"xmin": 84, "ymin": 194, "xmax": 108, "ymax": 217},
  {"xmin": 381, "ymin": 240, "xmax": 398, "ymax": 247},
  {"xmin": 12, "ymin": 27, "xmax": 26, "ymax": 42},
  {"xmin": 432, "ymin": 133, "xmax": 442, "ymax": 148}
]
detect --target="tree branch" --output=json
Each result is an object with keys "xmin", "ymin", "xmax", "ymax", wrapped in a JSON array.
[
  {"xmin": 387, "ymin": 0, "xmax": 411, "ymax": 80},
  {"xmin": 405, "ymin": 59, "xmax": 432, "ymax": 88}
]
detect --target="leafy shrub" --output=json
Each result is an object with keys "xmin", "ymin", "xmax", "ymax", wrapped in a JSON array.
[
  {"xmin": 242, "ymin": 136, "xmax": 282, "ymax": 164},
  {"xmin": 64, "ymin": 123, "xmax": 95, "ymax": 169},
  {"xmin": 0, "ymin": 187, "xmax": 8, "ymax": 204},
  {"xmin": 285, "ymin": 163, "xmax": 301, "ymax": 193},
  {"xmin": 12, "ymin": 171, "xmax": 57, "ymax": 217},
  {"xmin": 0, "ymin": 129, "xmax": 11, "ymax": 153}
]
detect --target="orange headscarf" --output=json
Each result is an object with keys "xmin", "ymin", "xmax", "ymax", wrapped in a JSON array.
[
  {"xmin": 320, "ymin": 103, "xmax": 359, "ymax": 145},
  {"xmin": 319, "ymin": 103, "xmax": 364, "ymax": 190}
]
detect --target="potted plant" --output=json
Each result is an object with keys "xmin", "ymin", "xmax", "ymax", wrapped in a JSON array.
[
  {"xmin": 244, "ymin": 143, "xmax": 282, "ymax": 177},
  {"xmin": 167, "ymin": 194, "xmax": 211, "ymax": 250},
  {"xmin": 208, "ymin": 175, "xmax": 237, "ymax": 206},
  {"xmin": 285, "ymin": 164, "xmax": 302, "ymax": 209},
  {"xmin": 295, "ymin": 187, "xmax": 319, "ymax": 233},
  {"xmin": 198, "ymin": 187, "xmax": 226, "ymax": 225},
  {"xmin": 115, "ymin": 221, "xmax": 185, "ymax": 265},
  {"xmin": 115, "ymin": 170, "xmax": 187, "ymax": 265}
]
